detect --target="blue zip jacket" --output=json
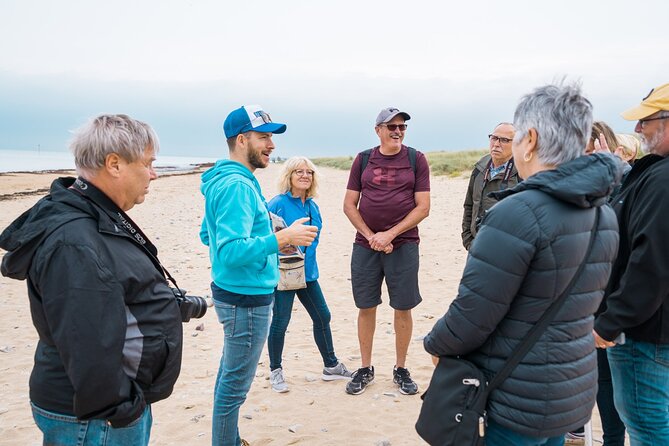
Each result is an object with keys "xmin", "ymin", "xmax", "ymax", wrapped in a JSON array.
[
  {"xmin": 200, "ymin": 160, "xmax": 279, "ymax": 297},
  {"xmin": 267, "ymin": 192, "xmax": 322, "ymax": 282}
]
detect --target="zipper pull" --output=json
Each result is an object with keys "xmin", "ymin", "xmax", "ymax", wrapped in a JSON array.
[
  {"xmin": 462, "ymin": 378, "xmax": 480, "ymax": 387},
  {"xmin": 479, "ymin": 416, "xmax": 485, "ymax": 437}
]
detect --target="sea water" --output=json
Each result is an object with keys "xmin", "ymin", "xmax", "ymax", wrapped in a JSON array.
[{"xmin": 0, "ymin": 150, "xmax": 218, "ymax": 173}]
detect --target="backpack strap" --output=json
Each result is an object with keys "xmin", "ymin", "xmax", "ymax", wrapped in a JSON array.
[{"xmin": 359, "ymin": 146, "xmax": 417, "ymax": 184}]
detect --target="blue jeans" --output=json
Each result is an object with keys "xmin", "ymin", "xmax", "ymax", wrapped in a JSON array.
[
  {"xmin": 212, "ymin": 300, "xmax": 271, "ymax": 446},
  {"xmin": 31, "ymin": 402, "xmax": 152, "ymax": 446},
  {"xmin": 597, "ymin": 347, "xmax": 626, "ymax": 446},
  {"xmin": 486, "ymin": 419, "xmax": 564, "ymax": 446},
  {"xmin": 268, "ymin": 280, "xmax": 338, "ymax": 370},
  {"xmin": 608, "ymin": 339, "xmax": 669, "ymax": 446}
]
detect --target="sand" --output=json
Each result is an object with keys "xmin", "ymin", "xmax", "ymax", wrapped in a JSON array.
[{"xmin": 0, "ymin": 164, "xmax": 611, "ymax": 445}]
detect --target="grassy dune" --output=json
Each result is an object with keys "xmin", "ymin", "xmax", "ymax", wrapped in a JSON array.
[{"xmin": 311, "ymin": 149, "xmax": 487, "ymax": 177}]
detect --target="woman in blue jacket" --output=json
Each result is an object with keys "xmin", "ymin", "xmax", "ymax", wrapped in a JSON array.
[{"xmin": 267, "ymin": 157, "xmax": 352, "ymax": 392}]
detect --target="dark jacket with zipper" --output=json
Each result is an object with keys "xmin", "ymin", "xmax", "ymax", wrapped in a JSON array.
[
  {"xmin": 595, "ymin": 154, "xmax": 669, "ymax": 343},
  {"xmin": 425, "ymin": 153, "xmax": 621, "ymax": 437},
  {"xmin": 0, "ymin": 177, "xmax": 183, "ymax": 427},
  {"xmin": 461, "ymin": 154, "xmax": 520, "ymax": 250}
]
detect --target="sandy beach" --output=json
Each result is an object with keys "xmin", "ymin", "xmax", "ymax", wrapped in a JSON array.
[{"xmin": 0, "ymin": 164, "xmax": 610, "ymax": 445}]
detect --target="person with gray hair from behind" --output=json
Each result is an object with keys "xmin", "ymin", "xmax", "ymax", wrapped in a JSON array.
[
  {"xmin": 0, "ymin": 114, "xmax": 184, "ymax": 445},
  {"xmin": 423, "ymin": 83, "xmax": 621, "ymax": 445}
]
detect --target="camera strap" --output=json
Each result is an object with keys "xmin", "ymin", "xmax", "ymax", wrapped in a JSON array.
[{"xmin": 69, "ymin": 177, "xmax": 182, "ymax": 291}]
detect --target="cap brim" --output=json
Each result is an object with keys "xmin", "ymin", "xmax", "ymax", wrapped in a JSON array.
[
  {"xmin": 377, "ymin": 111, "xmax": 411, "ymax": 125},
  {"xmin": 621, "ymin": 103, "xmax": 660, "ymax": 121},
  {"xmin": 254, "ymin": 122, "xmax": 287, "ymax": 134}
]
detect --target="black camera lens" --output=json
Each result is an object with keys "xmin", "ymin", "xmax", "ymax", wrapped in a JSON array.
[{"xmin": 172, "ymin": 288, "xmax": 208, "ymax": 322}]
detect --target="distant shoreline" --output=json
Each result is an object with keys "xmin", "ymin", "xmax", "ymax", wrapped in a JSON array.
[{"xmin": 0, "ymin": 164, "xmax": 213, "ymax": 202}]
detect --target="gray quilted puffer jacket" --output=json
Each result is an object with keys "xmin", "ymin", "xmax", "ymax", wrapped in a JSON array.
[{"xmin": 424, "ymin": 153, "xmax": 621, "ymax": 437}]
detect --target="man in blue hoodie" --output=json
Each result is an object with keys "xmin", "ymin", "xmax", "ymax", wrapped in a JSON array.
[{"xmin": 200, "ymin": 105, "xmax": 317, "ymax": 446}]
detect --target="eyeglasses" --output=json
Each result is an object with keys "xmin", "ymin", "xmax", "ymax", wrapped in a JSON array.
[
  {"xmin": 381, "ymin": 124, "xmax": 408, "ymax": 131},
  {"xmin": 293, "ymin": 169, "xmax": 314, "ymax": 177},
  {"xmin": 638, "ymin": 116, "xmax": 669, "ymax": 129},
  {"xmin": 488, "ymin": 134, "xmax": 513, "ymax": 144}
]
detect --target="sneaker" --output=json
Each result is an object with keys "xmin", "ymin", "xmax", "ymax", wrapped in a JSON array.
[
  {"xmin": 345, "ymin": 366, "xmax": 375, "ymax": 395},
  {"xmin": 564, "ymin": 432, "xmax": 585, "ymax": 446},
  {"xmin": 270, "ymin": 368, "xmax": 289, "ymax": 393},
  {"xmin": 393, "ymin": 366, "xmax": 418, "ymax": 395},
  {"xmin": 322, "ymin": 362, "xmax": 353, "ymax": 381}
]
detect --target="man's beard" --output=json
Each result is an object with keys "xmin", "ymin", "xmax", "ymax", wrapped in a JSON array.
[
  {"xmin": 248, "ymin": 150, "xmax": 268, "ymax": 169},
  {"xmin": 641, "ymin": 126, "xmax": 664, "ymax": 155}
]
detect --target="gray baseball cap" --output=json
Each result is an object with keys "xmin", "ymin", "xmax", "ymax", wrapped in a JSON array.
[{"xmin": 375, "ymin": 107, "xmax": 411, "ymax": 126}]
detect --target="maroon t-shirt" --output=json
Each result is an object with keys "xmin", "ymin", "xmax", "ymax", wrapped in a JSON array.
[{"xmin": 346, "ymin": 145, "xmax": 430, "ymax": 249}]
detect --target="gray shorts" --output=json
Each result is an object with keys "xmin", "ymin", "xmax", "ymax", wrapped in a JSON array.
[{"xmin": 350, "ymin": 242, "xmax": 422, "ymax": 310}]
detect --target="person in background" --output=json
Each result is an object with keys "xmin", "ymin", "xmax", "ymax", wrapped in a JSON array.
[
  {"xmin": 424, "ymin": 83, "xmax": 620, "ymax": 446},
  {"xmin": 0, "ymin": 114, "xmax": 183, "ymax": 445},
  {"xmin": 266, "ymin": 156, "xmax": 352, "ymax": 393},
  {"xmin": 461, "ymin": 122, "xmax": 520, "ymax": 250},
  {"xmin": 343, "ymin": 107, "xmax": 431, "ymax": 396},
  {"xmin": 613, "ymin": 134, "xmax": 640, "ymax": 165},
  {"xmin": 567, "ymin": 120, "xmax": 627, "ymax": 446},
  {"xmin": 200, "ymin": 105, "xmax": 317, "ymax": 446},
  {"xmin": 594, "ymin": 82, "xmax": 669, "ymax": 445}
]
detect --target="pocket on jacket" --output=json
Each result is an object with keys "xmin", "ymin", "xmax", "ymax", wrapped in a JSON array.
[{"xmin": 135, "ymin": 337, "xmax": 169, "ymax": 384}]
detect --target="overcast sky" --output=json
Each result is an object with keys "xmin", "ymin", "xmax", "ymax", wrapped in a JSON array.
[{"xmin": 1, "ymin": 0, "xmax": 667, "ymax": 159}]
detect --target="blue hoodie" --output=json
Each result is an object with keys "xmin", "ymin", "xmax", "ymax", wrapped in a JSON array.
[
  {"xmin": 200, "ymin": 160, "xmax": 279, "ymax": 299},
  {"xmin": 267, "ymin": 192, "xmax": 322, "ymax": 282}
]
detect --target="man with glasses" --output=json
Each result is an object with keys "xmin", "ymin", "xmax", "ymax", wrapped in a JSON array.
[
  {"xmin": 200, "ymin": 105, "xmax": 317, "ymax": 445},
  {"xmin": 343, "ymin": 107, "xmax": 431, "ymax": 396},
  {"xmin": 461, "ymin": 122, "xmax": 519, "ymax": 250},
  {"xmin": 594, "ymin": 82, "xmax": 669, "ymax": 445}
]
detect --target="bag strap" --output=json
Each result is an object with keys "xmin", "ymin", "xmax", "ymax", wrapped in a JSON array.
[{"xmin": 486, "ymin": 207, "xmax": 601, "ymax": 393}]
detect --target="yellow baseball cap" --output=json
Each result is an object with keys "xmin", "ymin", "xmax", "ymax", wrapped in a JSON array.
[{"xmin": 621, "ymin": 83, "xmax": 669, "ymax": 120}]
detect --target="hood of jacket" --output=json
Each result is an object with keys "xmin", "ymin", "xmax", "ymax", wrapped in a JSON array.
[
  {"xmin": 201, "ymin": 159, "xmax": 262, "ymax": 198},
  {"xmin": 0, "ymin": 177, "xmax": 104, "ymax": 280},
  {"xmin": 493, "ymin": 153, "xmax": 622, "ymax": 208}
]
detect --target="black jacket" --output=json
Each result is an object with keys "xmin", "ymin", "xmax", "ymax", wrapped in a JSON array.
[
  {"xmin": 595, "ymin": 154, "xmax": 669, "ymax": 343},
  {"xmin": 424, "ymin": 154, "xmax": 621, "ymax": 437},
  {"xmin": 0, "ymin": 178, "xmax": 183, "ymax": 427}
]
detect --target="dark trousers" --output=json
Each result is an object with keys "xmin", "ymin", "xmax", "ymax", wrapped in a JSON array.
[
  {"xmin": 268, "ymin": 280, "xmax": 338, "ymax": 370},
  {"xmin": 597, "ymin": 347, "xmax": 626, "ymax": 446}
]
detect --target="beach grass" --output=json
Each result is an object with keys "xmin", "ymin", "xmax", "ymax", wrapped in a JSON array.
[{"xmin": 311, "ymin": 149, "xmax": 488, "ymax": 177}]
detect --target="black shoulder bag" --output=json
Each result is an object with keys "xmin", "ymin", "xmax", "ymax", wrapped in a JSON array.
[{"xmin": 416, "ymin": 208, "xmax": 600, "ymax": 446}]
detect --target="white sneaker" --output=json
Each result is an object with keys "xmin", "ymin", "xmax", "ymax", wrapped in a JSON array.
[
  {"xmin": 322, "ymin": 362, "xmax": 353, "ymax": 381},
  {"xmin": 270, "ymin": 368, "xmax": 289, "ymax": 393}
]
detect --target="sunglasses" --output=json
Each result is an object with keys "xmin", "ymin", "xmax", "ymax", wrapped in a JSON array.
[
  {"xmin": 381, "ymin": 124, "xmax": 408, "ymax": 131},
  {"xmin": 488, "ymin": 134, "xmax": 513, "ymax": 144}
]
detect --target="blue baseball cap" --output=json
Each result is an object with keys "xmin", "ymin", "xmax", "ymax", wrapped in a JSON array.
[{"xmin": 223, "ymin": 105, "xmax": 287, "ymax": 139}]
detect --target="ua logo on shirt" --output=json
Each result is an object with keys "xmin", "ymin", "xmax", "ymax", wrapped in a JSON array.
[{"xmin": 372, "ymin": 167, "xmax": 397, "ymax": 186}]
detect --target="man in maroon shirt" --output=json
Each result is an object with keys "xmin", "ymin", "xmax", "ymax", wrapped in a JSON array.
[{"xmin": 343, "ymin": 107, "xmax": 431, "ymax": 395}]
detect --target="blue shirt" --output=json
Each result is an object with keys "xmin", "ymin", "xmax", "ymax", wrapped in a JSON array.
[
  {"xmin": 489, "ymin": 160, "xmax": 509, "ymax": 180},
  {"xmin": 267, "ymin": 192, "xmax": 322, "ymax": 282}
]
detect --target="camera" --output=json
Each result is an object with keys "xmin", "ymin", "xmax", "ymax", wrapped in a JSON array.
[{"xmin": 171, "ymin": 288, "xmax": 208, "ymax": 322}]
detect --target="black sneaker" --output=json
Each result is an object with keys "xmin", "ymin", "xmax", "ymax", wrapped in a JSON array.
[
  {"xmin": 393, "ymin": 366, "xmax": 418, "ymax": 395},
  {"xmin": 345, "ymin": 366, "xmax": 375, "ymax": 395}
]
